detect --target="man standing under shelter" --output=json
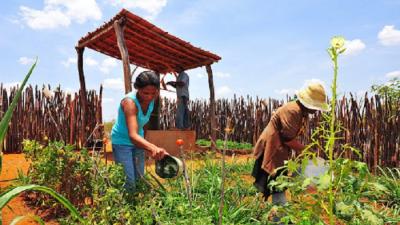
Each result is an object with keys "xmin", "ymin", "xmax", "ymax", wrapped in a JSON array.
[{"xmin": 167, "ymin": 69, "xmax": 190, "ymax": 130}]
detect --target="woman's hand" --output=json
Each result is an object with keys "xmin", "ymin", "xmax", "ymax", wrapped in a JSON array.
[{"xmin": 151, "ymin": 147, "xmax": 168, "ymax": 160}]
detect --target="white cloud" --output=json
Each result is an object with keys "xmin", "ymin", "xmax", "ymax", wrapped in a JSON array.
[
  {"xmin": 102, "ymin": 78, "xmax": 124, "ymax": 90},
  {"xmin": 19, "ymin": 6, "xmax": 70, "ymax": 29},
  {"xmin": 85, "ymin": 57, "xmax": 99, "ymax": 66},
  {"xmin": 99, "ymin": 58, "xmax": 118, "ymax": 74},
  {"xmin": 18, "ymin": 57, "xmax": 35, "ymax": 65},
  {"xmin": 344, "ymin": 39, "xmax": 366, "ymax": 56},
  {"xmin": 385, "ymin": 70, "xmax": 400, "ymax": 79},
  {"xmin": 61, "ymin": 57, "xmax": 76, "ymax": 67},
  {"xmin": 378, "ymin": 25, "xmax": 400, "ymax": 46},
  {"xmin": 216, "ymin": 85, "xmax": 232, "ymax": 98},
  {"xmin": 107, "ymin": 0, "xmax": 167, "ymax": 19},
  {"xmin": 19, "ymin": 0, "xmax": 102, "ymax": 30}
]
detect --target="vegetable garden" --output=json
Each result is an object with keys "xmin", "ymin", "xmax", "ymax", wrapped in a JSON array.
[{"xmin": 0, "ymin": 37, "xmax": 399, "ymax": 225}]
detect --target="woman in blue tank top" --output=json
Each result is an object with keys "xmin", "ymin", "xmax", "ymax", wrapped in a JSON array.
[{"xmin": 111, "ymin": 71, "xmax": 168, "ymax": 191}]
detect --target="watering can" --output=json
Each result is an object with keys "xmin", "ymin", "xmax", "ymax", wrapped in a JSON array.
[{"xmin": 155, "ymin": 155, "xmax": 183, "ymax": 179}]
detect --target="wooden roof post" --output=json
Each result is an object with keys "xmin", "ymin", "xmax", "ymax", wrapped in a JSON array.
[
  {"xmin": 206, "ymin": 64, "xmax": 217, "ymax": 150},
  {"xmin": 76, "ymin": 46, "xmax": 88, "ymax": 148},
  {"xmin": 114, "ymin": 17, "xmax": 132, "ymax": 94}
]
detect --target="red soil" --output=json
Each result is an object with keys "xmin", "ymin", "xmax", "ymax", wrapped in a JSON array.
[{"xmin": 0, "ymin": 154, "xmax": 58, "ymax": 225}]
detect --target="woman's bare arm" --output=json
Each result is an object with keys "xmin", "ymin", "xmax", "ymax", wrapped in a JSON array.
[{"xmin": 122, "ymin": 98, "xmax": 166, "ymax": 160}]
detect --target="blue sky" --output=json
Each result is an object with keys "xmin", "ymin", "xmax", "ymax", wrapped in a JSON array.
[{"xmin": 1, "ymin": 0, "xmax": 400, "ymax": 121}]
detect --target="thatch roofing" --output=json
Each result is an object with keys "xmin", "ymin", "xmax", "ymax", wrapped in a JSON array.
[{"xmin": 77, "ymin": 9, "xmax": 221, "ymax": 74}]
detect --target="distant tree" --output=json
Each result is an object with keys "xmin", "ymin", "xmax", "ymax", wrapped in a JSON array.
[{"xmin": 371, "ymin": 78, "xmax": 400, "ymax": 99}]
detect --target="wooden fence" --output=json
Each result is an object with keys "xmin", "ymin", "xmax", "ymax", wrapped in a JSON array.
[
  {"xmin": 1, "ymin": 84, "xmax": 398, "ymax": 168},
  {"xmin": 159, "ymin": 94, "xmax": 399, "ymax": 168},
  {"xmin": 0, "ymin": 84, "xmax": 103, "ymax": 153}
]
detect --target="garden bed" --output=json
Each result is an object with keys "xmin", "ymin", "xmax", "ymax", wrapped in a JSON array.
[{"xmin": 196, "ymin": 139, "xmax": 253, "ymax": 155}]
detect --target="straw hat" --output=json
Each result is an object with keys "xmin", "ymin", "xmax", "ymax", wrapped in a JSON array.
[{"xmin": 296, "ymin": 82, "xmax": 330, "ymax": 112}]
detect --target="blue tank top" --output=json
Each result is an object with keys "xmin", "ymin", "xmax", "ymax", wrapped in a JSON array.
[{"xmin": 111, "ymin": 92, "xmax": 154, "ymax": 146}]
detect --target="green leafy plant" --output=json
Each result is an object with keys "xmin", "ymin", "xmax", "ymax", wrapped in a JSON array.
[
  {"xmin": 0, "ymin": 185, "xmax": 85, "ymax": 224},
  {"xmin": 196, "ymin": 139, "xmax": 253, "ymax": 151},
  {"xmin": 21, "ymin": 140, "xmax": 93, "ymax": 210},
  {"xmin": 268, "ymin": 36, "xmax": 400, "ymax": 224},
  {"xmin": 0, "ymin": 60, "xmax": 36, "ymax": 173},
  {"xmin": 0, "ymin": 61, "xmax": 85, "ymax": 224}
]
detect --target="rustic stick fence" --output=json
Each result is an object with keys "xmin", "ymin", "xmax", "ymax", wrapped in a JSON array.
[
  {"xmin": 1, "ymin": 84, "xmax": 398, "ymax": 168},
  {"xmin": 159, "ymin": 94, "xmax": 399, "ymax": 168},
  {"xmin": 0, "ymin": 84, "xmax": 103, "ymax": 153}
]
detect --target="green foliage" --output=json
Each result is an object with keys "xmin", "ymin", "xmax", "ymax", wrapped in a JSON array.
[
  {"xmin": 55, "ymin": 151, "xmax": 272, "ymax": 224},
  {"xmin": 369, "ymin": 167, "xmax": 400, "ymax": 209},
  {"xmin": 0, "ymin": 185, "xmax": 85, "ymax": 224},
  {"xmin": 371, "ymin": 78, "xmax": 400, "ymax": 99},
  {"xmin": 196, "ymin": 139, "xmax": 253, "ymax": 150},
  {"xmin": 268, "ymin": 36, "xmax": 400, "ymax": 225},
  {"xmin": 0, "ymin": 60, "xmax": 36, "ymax": 173},
  {"xmin": 0, "ymin": 61, "xmax": 84, "ymax": 224},
  {"xmin": 146, "ymin": 156, "xmax": 270, "ymax": 224},
  {"xmin": 21, "ymin": 140, "xmax": 93, "ymax": 208},
  {"xmin": 20, "ymin": 141, "xmax": 400, "ymax": 224}
]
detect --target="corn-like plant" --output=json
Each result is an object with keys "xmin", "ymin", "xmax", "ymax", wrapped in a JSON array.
[
  {"xmin": 268, "ymin": 37, "xmax": 400, "ymax": 224},
  {"xmin": 325, "ymin": 35, "xmax": 347, "ymax": 225},
  {"xmin": 0, "ymin": 61, "xmax": 36, "ymax": 174},
  {"xmin": 0, "ymin": 61, "xmax": 85, "ymax": 224}
]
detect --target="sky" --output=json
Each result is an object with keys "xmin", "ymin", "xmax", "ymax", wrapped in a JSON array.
[{"xmin": 1, "ymin": 0, "xmax": 400, "ymax": 121}]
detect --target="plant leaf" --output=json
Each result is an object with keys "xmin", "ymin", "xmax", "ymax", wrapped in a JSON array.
[
  {"xmin": 0, "ymin": 60, "xmax": 37, "ymax": 173},
  {"xmin": 10, "ymin": 215, "xmax": 45, "ymax": 225},
  {"xmin": 0, "ymin": 184, "xmax": 86, "ymax": 224}
]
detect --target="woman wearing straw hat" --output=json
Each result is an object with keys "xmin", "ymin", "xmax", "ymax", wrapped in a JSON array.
[{"xmin": 252, "ymin": 81, "xmax": 329, "ymax": 207}]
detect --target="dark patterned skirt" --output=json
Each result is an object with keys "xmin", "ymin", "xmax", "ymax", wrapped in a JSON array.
[{"xmin": 251, "ymin": 152, "xmax": 287, "ymax": 200}]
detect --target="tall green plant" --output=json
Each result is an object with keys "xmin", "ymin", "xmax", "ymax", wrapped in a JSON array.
[
  {"xmin": 326, "ymin": 36, "xmax": 346, "ymax": 225},
  {"xmin": 0, "ymin": 61, "xmax": 86, "ymax": 224},
  {"xmin": 0, "ymin": 60, "xmax": 37, "ymax": 173}
]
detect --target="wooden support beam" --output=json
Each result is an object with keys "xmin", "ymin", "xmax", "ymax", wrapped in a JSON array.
[
  {"xmin": 206, "ymin": 64, "xmax": 217, "ymax": 150},
  {"xmin": 76, "ymin": 47, "xmax": 88, "ymax": 148},
  {"xmin": 114, "ymin": 17, "xmax": 132, "ymax": 94}
]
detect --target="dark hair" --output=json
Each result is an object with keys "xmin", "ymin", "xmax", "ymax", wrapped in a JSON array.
[{"xmin": 133, "ymin": 71, "xmax": 160, "ymax": 89}]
